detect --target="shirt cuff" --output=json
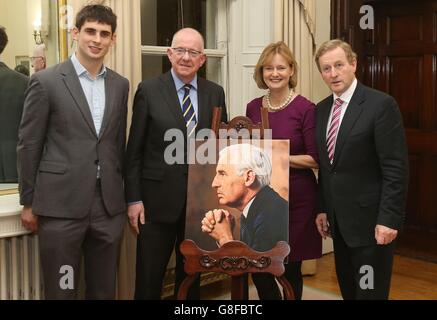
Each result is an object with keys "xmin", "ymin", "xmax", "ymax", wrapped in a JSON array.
[{"xmin": 127, "ymin": 201, "xmax": 143, "ymax": 206}]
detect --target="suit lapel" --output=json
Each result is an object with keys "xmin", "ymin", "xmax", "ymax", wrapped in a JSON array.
[
  {"xmin": 197, "ymin": 78, "xmax": 208, "ymax": 130},
  {"xmin": 98, "ymin": 70, "xmax": 115, "ymax": 139},
  {"xmin": 332, "ymin": 83, "xmax": 365, "ymax": 167},
  {"xmin": 61, "ymin": 60, "xmax": 98, "ymax": 138},
  {"xmin": 247, "ymin": 186, "xmax": 269, "ymax": 221},
  {"xmin": 0, "ymin": 61, "xmax": 10, "ymax": 71},
  {"xmin": 317, "ymin": 97, "xmax": 333, "ymax": 167},
  {"xmin": 160, "ymin": 72, "xmax": 186, "ymax": 131}
]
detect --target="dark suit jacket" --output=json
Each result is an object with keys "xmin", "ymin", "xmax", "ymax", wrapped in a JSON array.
[
  {"xmin": 17, "ymin": 59, "xmax": 129, "ymax": 218},
  {"xmin": 125, "ymin": 71, "xmax": 227, "ymax": 223},
  {"xmin": 0, "ymin": 62, "xmax": 28, "ymax": 182},
  {"xmin": 241, "ymin": 186, "xmax": 289, "ymax": 252},
  {"xmin": 316, "ymin": 81, "xmax": 409, "ymax": 247}
]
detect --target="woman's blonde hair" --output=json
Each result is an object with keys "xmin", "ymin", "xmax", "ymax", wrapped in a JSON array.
[{"xmin": 253, "ymin": 41, "xmax": 298, "ymax": 90}]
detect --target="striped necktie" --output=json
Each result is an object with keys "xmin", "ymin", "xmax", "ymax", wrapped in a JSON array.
[
  {"xmin": 326, "ymin": 98, "xmax": 344, "ymax": 164},
  {"xmin": 182, "ymin": 84, "xmax": 197, "ymax": 138}
]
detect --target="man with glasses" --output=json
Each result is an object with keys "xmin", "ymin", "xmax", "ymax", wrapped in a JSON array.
[
  {"xmin": 125, "ymin": 27, "xmax": 227, "ymax": 299},
  {"xmin": 30, "ymin": 44, "xmax": 46, "ymax": 73}
]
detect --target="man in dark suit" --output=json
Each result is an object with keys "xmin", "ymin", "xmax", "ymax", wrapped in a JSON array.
[
  {"xmin": 18, "ymin": 5, "xmax": 129, "ymax": 299},
  {"xmin": 314, "ymin": 39, "xmax": 409, "ymax": 300},
  {"xmin": 0, "ymin": 26, "xmax": 28, "ymax": 183},
  {"xmin": 201, "ymin": 143, "xmax": 288, "ymax": 299},
  {"xmin": 125, "ymin": 27, "xmax": 227, "ymax": 300}
]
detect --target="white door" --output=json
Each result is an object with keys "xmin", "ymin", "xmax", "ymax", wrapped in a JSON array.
[{"xmin": 227, "ymin": 0, "xmax": 274, "ymax": 118}]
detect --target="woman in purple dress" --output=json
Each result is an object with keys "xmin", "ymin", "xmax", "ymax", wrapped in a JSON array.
[{"xmin": 246, "ymin": 41, "xmax": 322, "ymax": 300}]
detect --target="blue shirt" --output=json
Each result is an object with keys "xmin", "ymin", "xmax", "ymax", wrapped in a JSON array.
[
  {"xmin": 171, "ymin": 69, "xmax": 199, "ymax": 119},
  {"xmin": 71, "ymin": 53, "xmax": 107, "ymax": 136}
]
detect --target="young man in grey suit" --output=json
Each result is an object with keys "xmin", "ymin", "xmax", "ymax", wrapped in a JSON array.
[
  {"xmin": 314, "ymin": 39, "xmax": 408, "ymax": 299},
  {"xmin": 125, "ymin": 28, "xmax": 227, "ymax": 299},
  {"xmin": 0, "ymin": 26, "xmax": 28, "ymax": 182},
  {"xmin": 18, "ymin": 5, "xmax": 129, "ymax": 299}
]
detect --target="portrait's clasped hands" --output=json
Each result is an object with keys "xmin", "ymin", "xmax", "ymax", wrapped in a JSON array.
[{"xmin": 201, "ymin": 209, "xmax": 235, "ymax": 246}]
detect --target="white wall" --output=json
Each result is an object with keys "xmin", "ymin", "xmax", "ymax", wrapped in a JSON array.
[
  {"xmin": 0, "ymin": 0, "xmax": 30, "ymax": 69},
  {"xmin": 311, "ymin": 0, "xmax": 332, "ymax": 104},
  {"xmin": 228, "ymin": 0, "xmax": 332, "ymax": 116},
  {"xmin": 0, "ymin": 0, "xmax": 59, "ymax": 73}
]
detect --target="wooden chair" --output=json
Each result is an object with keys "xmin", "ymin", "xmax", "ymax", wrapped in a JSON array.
[
  {"xmin": 177, "ymin": 240, "xmax": 294, "ymax": 299},
  {"xmin": 211, "ymin": 106, "xmax": 270, "ymax": 139},
  {"xmin": 178, "ymin": 107, "xmax": 294, "ymax": 300}
]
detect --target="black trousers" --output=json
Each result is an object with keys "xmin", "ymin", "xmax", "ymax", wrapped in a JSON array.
[
  {"xmin": 332, "ymin": 225, "xmax": 396, "ymax": 300},
  {"xmin": 134, "ymin": 211, "xmax": 200, "ymax": 300}
]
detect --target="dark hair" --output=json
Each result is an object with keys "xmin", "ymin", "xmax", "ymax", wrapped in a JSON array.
[
  {"xmin": 0, "ymin": 26, "xmax": 8, "ymax": 55},
  {"xmin": 15, "ymin": 64, "xmax": 29, "ymax": 76},
  {"xmin": 75, "ymin": 5, "xmax": 117, "ymax": 33}
]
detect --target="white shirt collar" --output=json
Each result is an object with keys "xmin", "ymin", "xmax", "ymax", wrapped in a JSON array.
[
  {"xmin": 242, "ymin": 196, "xmax": 256, "ymax": 218},
  {"xmin": 333, "ymin": 78, "xmax": 357, "ymax": 104}
]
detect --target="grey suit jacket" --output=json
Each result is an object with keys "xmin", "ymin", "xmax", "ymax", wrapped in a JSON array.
[
  {"xmin": 17, "ymin": 59, "xmax": 129, "ymax": 219},
  {"xmin": 0, "ymin": 62, "xmax": 28, "ymax": 182}
]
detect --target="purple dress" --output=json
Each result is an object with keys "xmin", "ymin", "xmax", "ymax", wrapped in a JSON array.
[{"xmin": 246, "ymin": 95, "xmax": 322, "ymax": 261}]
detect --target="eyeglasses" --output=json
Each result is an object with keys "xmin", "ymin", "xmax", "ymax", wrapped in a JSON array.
[
  {"xmin": 30, "ymin": 56, "xmax": 44, "ymax": 60},
  {"xmin": 172, "ymin": 47, "xmax": 202, "ymax": 58}
]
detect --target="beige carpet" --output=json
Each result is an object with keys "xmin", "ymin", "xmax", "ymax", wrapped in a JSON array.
[
  {"xmin": 212, "ymin": 284, "xmax": 341, "ymax": 300},
  {"xmin": 302, "ymin": 285, "xmax": 342, "ymax": 300}
]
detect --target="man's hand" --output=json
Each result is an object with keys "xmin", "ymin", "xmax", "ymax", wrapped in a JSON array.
[
  {"xmin": 127, "ymin": 203, "xmax": 145, "ymax": 235},
  {"xmin": 375, "ymin": 224, "xmax": 398, "ymax": 245},
  {"xmin": 315, "ymin": 213, "xmax": 331, "ymax": 239},
  {"xmin": 21, "ymin": 206, "xmax": 38, "ymax": 233}
]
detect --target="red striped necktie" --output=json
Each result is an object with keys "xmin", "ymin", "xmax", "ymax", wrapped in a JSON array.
[{"xmin": 326, "ymin": 98, "xmax": 344, "ymax": 164}]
